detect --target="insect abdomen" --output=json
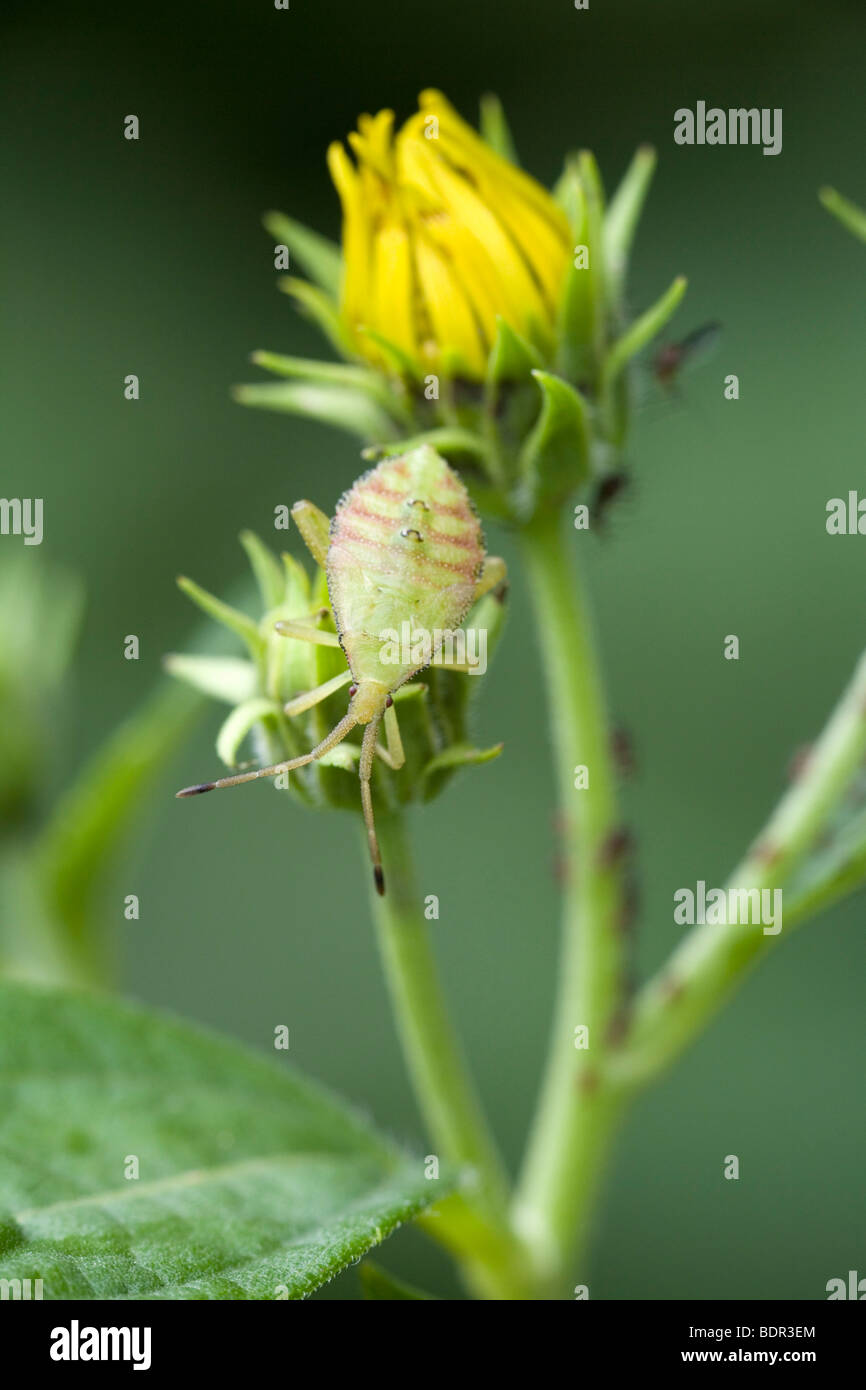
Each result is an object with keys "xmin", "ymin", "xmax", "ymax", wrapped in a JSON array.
[{"xmin": 327, "ymin": 448, "xmax": 484, "ymax": 685}]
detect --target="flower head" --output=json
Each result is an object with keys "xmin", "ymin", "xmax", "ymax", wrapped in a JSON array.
[
  {"xmin": 327, "ymin": 91, "xmax": 571, "ymax": 379},
  {"xmin": 239, "ymin": 91, "xmax": 688, "ymax": 523}
]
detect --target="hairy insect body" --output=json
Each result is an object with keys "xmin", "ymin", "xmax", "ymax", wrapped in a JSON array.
[
  {"xmin": 178, "ymin": 446, "xmax": 501, "ymax": 895},
  {"xmin": 328, "ymin": 448, "xmax": 485, "ymax": 716}
]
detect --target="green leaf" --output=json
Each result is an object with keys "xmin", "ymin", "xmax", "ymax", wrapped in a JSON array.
[
  {"xmin": 263, "ymin": 211, "xmax": 342, "ymax": 296},
  {"xmin": 216, "ymin": 696, "xmax": 282, "ymax": 767},
  {"xmin": 479, "ymin": 93, "xmax": 519, "ymax": 165},
  {"xmin": 232, "ymin": 381, "xmax": 398, "ymax": 443},
  {"xmin": 0, "ymin": 983, "xmax": 447, "ymax": 1299},
  {"xmin": 519, "ymin": 370, "xmax": 591, "ymax": 512},
  {"xmin": 819, "ymin": 187, "xmax": 866, "ymax": 242},
  {"xmin": 604, "ymin": 145, "xmax": 657, "ymax": 300},
  {"xmin": 163, "ymin": 653, "xmax": 258, "ymax": 705},
  {"xmin": 29, "ymin": 683, "xmax": 201, "ymax": 983},
  {"xmin": 359, "ymin": 1260, "xmax": 435, "ymax": 1300}
]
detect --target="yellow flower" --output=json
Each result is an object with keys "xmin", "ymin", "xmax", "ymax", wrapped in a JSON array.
[{"xmin": 327, "ymin": 90, "xmax": 571, "ymax": 380}]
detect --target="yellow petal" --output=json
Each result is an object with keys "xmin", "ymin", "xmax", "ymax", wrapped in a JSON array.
[
  {"xmin": 370, "ymin": 219, "xmax": 418, "ymax": 364},
  {"xmin": 327, "ymin": 141, "xmax": 371, "ymax": 339},
  {"xmin": 413, "ymin": 233, "xmax": 487, "ymax": 377},
  {"xmin": 398, "ymin": 131, "xmax": 550, "ymax": 333}
]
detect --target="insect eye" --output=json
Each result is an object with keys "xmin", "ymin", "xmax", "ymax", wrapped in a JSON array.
[
  {"xmin": 348, "ymin": 683, "xmax": 358, "ymax": 698},
  {"xmin": 400, "ymin": 527, "xmax": 424, "ymax": 542},
  {"xmin": 385, "ymin": 695, "xmax": 393, "ymax": 708}
]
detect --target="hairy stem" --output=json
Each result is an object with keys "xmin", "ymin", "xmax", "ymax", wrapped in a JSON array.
[
  {"xmin": 511, "ymin": 506, "xmax": 627, "ymax": 1290},
  {"xmin": 367, "ymin": 810, "xmax": 534, "ymax": 1298}
]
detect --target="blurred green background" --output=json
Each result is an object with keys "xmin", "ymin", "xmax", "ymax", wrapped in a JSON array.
[{"xmin": 3, "ymin": 0, "xmax": 864, "ymax": 1298}]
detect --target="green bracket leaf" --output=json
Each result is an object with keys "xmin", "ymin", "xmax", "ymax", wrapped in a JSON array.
[
  {"xmin": 177, "ymin": 576, "xmax": 265, "ymax": 659},
  {"xmin": 163, "ymin": 653, "xmax": 258, "ymax": 706},
  {"xmin": 486, "ymin": 317, "xmax": 543, "ymax": 385},
  {"xmin": 0, "ymin": 983, "xmax": 448, "ymax": 1300},
  {"xmin": 263, "ymin": 211, "xmax": 343, "ymax": 296},
  {"xmin": 519, "ymin": 369, "xmax": 591, "ymax": 512},
  {"xmin": 276, "ymin": 277, "xmax": 358, "ymax": 359},
  {"xmin": 604, "ymin": 145, "xmax": 657, "ymax": 302},
  {"xmin": 240, "ymin": 531, "xmax": 286, "ymax": 612},
  {"xmin": 216, "ymin": 696, "xmax": 282, "ymax": 767},
  {"xmin": 250, "ymin": 351, "xmax": 412, "ymax": 427},
  {"xmin": 232, "ymin": 380, "xmax": 399, "ymax": 443},
  {"xmin": 819, "ymin": 187, "xmax": 866, "ymax": 242},
  {"xmin": 479, "ymin": 93, "xmax": 519, "ymax": 165}
]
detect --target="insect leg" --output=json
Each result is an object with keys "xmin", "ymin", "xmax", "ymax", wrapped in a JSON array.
[
  {"xmin": 283, "ymin": 669, "xmax": 352, "ymax": 716},
  {"xmin": 359, "ymin": 716, "xmax": 385, "ymax": 895},
  {"xmin": 290, "ymin": 500, "xmax": 330, "ymax": 568},
  {"xmin": 473, "ymin": 555, "xmax": 507, "ymax": 601},
  {"xmin": 374, "ymin": 701, "xmax": 405, "ymax": 770},
  {"xmin": 176, "ymin": 710, "xmax": 357, "ymax": 796}
]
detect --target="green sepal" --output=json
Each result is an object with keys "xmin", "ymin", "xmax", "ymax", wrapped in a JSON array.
[
  {"xmin": 240, "ymin": 530, "xmax": 286, "ymax": 612},
  {"xmin": 357, "ymin": 326, "xmax": 424, "ymax": 384},
  {"xmin": 176, "ymin": 577, "xmax": 264, "ymax": 659},
  {"xmin": 162, "ymin": 653, "xmax": 257, "ymax": 706},
  {"xmin": 216, "ymin": 697, "xmax": 283, "ymax": 768},
  {"xmin": 232, "ymin": 381, "xmax": 399, "ymax": 443},
  {"xmin": 486, "ymin": 317, "xmax": 543, "ymax": 385},
  {"xmin": 576, "ymin": 150, "xmax": 607, "ymax": 373},
  {"xmin": 604, "ymin": 145, "xmax": 657, "ymax": 303},
  {"xmin": 600, "ymin": 275, "xmax": 687, "ymax": 442},
  {"xmin": 263, "ymin": 211, "xmax": 342, "ymax": 296},
  {"xmin": 552, "ymin": 153, "xmax": 586, "ymax": 235},
  {"xmin": 518, "ymin": 370, "xmax": 591, "ymax": 514},
  {"xmin": 421, "ymin": 741, "xmax": 504, "ymax": 801},
  {"xmin": 281, "ymin": 552, "xmax": 312, "ymax": 609},
  {"xmin": 479, "ymin": 92, "xmax": 519, "ymax": 165},
  {"xmin": 250, "ymin": 350, "xmax": 413, "ymax": 428},
  {"xmin": 277, "ymin": 277, "xmax": 358, "ymax": 359}
]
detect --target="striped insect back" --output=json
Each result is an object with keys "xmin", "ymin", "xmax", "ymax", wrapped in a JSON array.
[{"xmin": 327, "ymin": 447, "xmax": 485, "ymax": 690}]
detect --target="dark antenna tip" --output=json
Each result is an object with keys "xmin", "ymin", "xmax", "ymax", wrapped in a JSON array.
[
  {"xmin": 374, "ymin": 865, "xmax": 386, "ymax": 896},
  {"xmin": 176, "ymin": 782, "xmax": 217, "ymax": 798}
]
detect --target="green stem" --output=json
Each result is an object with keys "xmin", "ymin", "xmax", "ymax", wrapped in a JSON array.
[
  {"xmin": 367, "ymin": 810, "xmax": 534, "ymax": 1298},
  {"xmin": 511, "ymin": 506, "xmax": 627, "ymax": 1290}
]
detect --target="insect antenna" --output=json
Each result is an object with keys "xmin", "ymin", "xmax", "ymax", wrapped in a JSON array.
[{"xmin": 176, "ymin": 710, "xmax": 358, "ymax": 797}]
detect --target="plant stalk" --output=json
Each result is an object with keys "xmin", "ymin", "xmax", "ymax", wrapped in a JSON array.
[
  {"xmin": 366, "ymin": 810, "xmax": 535, "ymax": 1298},
  {"xmin": 511, "ymin": 505, "xmax": 627, "ymax": 1291}
]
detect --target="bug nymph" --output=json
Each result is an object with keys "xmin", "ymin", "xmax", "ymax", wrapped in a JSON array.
[{"xmin": 177, "ymin": 446, "xmax": 506, "ymax": 896}]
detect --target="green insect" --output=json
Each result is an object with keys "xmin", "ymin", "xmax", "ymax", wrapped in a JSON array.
[{"xmin": 177, "ymin": 446, "xmax": 506, "ymax": 894}]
